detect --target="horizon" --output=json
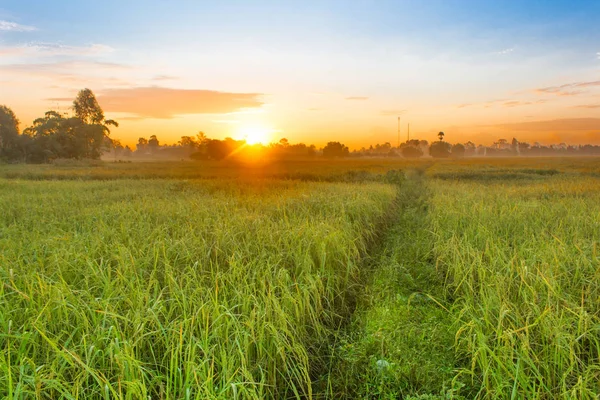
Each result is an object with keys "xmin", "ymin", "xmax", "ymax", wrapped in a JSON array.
[{"xmin": 1, "ymin": 1, "xmax": 600, "ymax": 148}]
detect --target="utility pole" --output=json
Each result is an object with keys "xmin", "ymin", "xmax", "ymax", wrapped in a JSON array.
[{"xmin": 397, "ymin": 117, "xmax": 401, "ymax": 147}]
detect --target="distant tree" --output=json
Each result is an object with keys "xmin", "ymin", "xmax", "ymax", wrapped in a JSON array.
[
  {"xmin": 0, "ymin": 105, "xmax": 22, "ymax": 161},
  {"xmin": 400, "ymin": 142, "xmax": 423, "ymax": 158},
  {"xmin": 430, "ymin": 141, "xmax": 452, "ymax": 158},
  {"xmin": 438, "ymin": 131, "xmax": 445, "ymax": 142},
  {"xmin": 136, "ymin": 137, "xmax": 148, "ymax": 153},
  {"xmin": 148, "ymin": 135, "xmax": 160, "ymax": 153},
  {"xmin": 322, "ymin": 141, "xmax": 349, "ymax": 158},
  {"xmin": 451, "ymin": 143, "xmax": 466, "ymax": 158},
  {"xmin": 511, "ymin": 138, "xmax": 519, "ymax": 154},
  {"xmin": 179, "ymin": 136, "xmax": 198, "ymax": 149},
  {"xmin": 464, "ymin": 141, "xmax": 477, "ymax": 156},
  {"xmin": 279, "ymin": 138, "xmax": 289, "ymax": 147},
  {"xmin": 204, "ymin": 138, "xmax": 245, "ymax": 160}
]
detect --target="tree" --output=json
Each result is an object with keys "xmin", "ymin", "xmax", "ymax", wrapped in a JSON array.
[
  {"xmin": 438, "ymin": 131, "xmax": 445, "ymax": 142},
  {"xmin": 148, "ymin": 135, "xmax": 160, "ymax": 153},
  {"xmin": 0, "ymin": 105, "xmax": 21, "ymax": 161},
  {"xmin": 71, "ymin": 88, "xmax": 119, "ymax": 158},
  {"xmin": 73, "ymin": 88, "xmax": 105, "ymax": 125},
  {"xmin": 322, "ymin": 141, "xmax": 349, "ymax": 158},
  {"xmin": 400, "ymin": 145, "xmax": 423, "ymax": 158},
  {"xmin": 451, "ymin": 143, "xmax": 466, "ymax": 158},
  {"xmin": 430, "ymin": 141, "xmax": 452, "ymax": 158},
  {"xmin": 511, "ymin": 138, "xmax": 519, "ymax": 154},
  {"xmin": 136, "ymin": 137, "xmax": 148, "ymax": 153}
]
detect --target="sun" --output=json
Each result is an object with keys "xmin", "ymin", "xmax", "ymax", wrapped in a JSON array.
[{"xmin": 238, "ymin": 125, "xmax": 274, "ymax": 145}]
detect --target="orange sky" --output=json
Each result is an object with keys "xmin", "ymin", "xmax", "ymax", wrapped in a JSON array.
[{"xmin": 1, "ymin": 2, "xmax": 600, "ymax": 148}]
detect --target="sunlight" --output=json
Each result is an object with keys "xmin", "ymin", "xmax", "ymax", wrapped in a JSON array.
[{"xmin": 238, "ymin": 125, "xmax": 274, "ymax": 145}]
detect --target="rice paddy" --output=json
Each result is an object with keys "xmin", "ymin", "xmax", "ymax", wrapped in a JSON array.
[{"xmin": 1, "ymin": 158, "xmax": 599, "ymax": 399}]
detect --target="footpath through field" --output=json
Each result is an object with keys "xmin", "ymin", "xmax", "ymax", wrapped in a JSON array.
[{"xmin": 320, "ymin": 169, "xmax": 462, "ymax": 399}]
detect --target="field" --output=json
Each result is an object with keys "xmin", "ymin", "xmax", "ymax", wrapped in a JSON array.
[{"xmin": 1, "ymin": 157, "xmax": 600, "ymax": 399}]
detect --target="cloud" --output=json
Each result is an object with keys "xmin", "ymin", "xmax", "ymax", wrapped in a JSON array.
[
  {"xmin": 597, "ymin": 52, "xmax": 600, "ymax": 60},
  {"xmin": 535, "ymin": 81, "xmax": 600, "ymax": 96},
  {"xmin": 502, "ymin": 100, "xmax": 547, "ymax": 107},
  {"xmin": 97, "ymin": 87, "xmax": 264, "ymax": 119},
  {"xmin": 574, "ymin": 104, "xmax": 600, "ymax": 109},
  {"xmin": 345, "ymin": 96, "xmax": 368, "ymax": 100},
  {"xmin": 0, "ymin": 42, "xmax": 114, "ymax": 58},
  {"xmin": 482, "ymin": 118, "xmax": 600, "ymax": 132},
  {"xmin": 152, "ymin": 74, "xmax": 178, "ymax": 81},
  {"xmin": 0, "ymin": 61, "xmax": 133, "ymax": 87},
  {"xmin": 457, "ymin": 99, "xmax": 546, "ymax": 109},
  {"xmin": 0, "ymin": 60, "xmax": 128, "ymax": 72},
  {"xmin": 307, "ymin": 108, "xmax": 323, "ymax": 111},
  {"xmin": 0, "ymin": 20, "xmax": 35, "ymax": 32},
  {"xmin": 494, "ymin": 47, "xmax": 514, "ymax": 55},
  {"xmin": 380, "ymin": 109, "xmax": 406, "ymax": 116}
]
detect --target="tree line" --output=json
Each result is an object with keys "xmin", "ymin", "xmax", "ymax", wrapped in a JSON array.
[{"xmin": 3, "ymin": 89, "xmax": 600, "ymax": 163}]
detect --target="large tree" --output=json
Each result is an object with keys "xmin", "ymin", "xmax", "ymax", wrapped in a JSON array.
[
  {"xmin": 71, "ymin": 88, "xmax": 118, "ymax": 158},
  {"xmin": 0, "ymin": 105, "xmax": 21, "ymax": 160}
]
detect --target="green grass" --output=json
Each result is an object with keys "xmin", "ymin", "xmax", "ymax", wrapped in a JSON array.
[
  {"xmin": 430, "ymin": 176, "xmax": 600, "ymax": 398},
  {"xmin": 2, "ymin": 158, "xmax": 600, "ymax": 399},
  {"xmin": 0, "ymin": 178, "xmax": 396, "ymax": 398},
  {"xmin": 323, "ymin": 170, "xmax": 462, "ymax": 399}
]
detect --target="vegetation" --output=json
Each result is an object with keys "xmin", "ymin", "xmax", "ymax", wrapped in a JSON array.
[
  {"xmin": 4, "ymin": 90, "xmax": 600, "ymax": 164},
  {"xmin": 1, "ymin": 157, "xmax": 599, "ymax": 399},
  {"xmin": 0, "ymin": 177, "xmax": 396, "ymax": 398}
]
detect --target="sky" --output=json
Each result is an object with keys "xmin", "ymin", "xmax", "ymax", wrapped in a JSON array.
[{"xmin": 1, "ymin": 0, "xmax": 599, "ymax": 148}]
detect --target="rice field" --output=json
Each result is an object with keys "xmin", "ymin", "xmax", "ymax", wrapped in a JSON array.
[{"xmin": 1, "ymin": 158, "xmax": 599, "ymax": 399}]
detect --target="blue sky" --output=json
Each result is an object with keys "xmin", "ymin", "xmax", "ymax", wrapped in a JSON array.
[{"xmin": 1, "ymin": 1, "xmax": 599, "ymax": 146}]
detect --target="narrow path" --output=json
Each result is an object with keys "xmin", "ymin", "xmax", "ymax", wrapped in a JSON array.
[{"xmin": 322, "ymin": 170, "xmax": 459, "ymax": 399}]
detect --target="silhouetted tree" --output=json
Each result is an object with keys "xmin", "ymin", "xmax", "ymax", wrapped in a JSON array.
[
  {"xmin": 322, "ymin": 141, "xmax": 349, "ymax": 158},
  {"xmin": 438, "ymin": 131, "xmax": 445, "ymax": 142},
  {"xmin": 148, "ymin": 135, "xmax": 160, "ymax": 153},
  {"xmin": 399, "ymin": 141, "xmax": 423, "ymax": 158},
  {"xmin": 0, "ymin": 105, "xmax": 22, "ymax": 161},
  {"xmin": 136, "ymin": 138, "xmax": 148, "ymax": 153},
  {"xmin": 430, "ymin": 141, "xmax": 451, "ymax": 158},
  {"xmin": 451, "ymin": 143, "xmax": 466, "ymax": 158}
]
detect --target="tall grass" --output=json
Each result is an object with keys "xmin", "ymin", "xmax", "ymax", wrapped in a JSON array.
[
  {"xmin": 0, "ymin": 178, "xmax": 396, "ymax": 398},
  {"xmin": 430, "ymin": 176, "xmax": 600, "ymax": 398}
]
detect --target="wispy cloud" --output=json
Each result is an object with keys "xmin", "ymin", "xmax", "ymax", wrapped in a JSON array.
[
  {"xmin": 152, "ymin": 74, "xmax": 178, "ymax": 81},
  {"xmin": 0, "ymin": 20, "xmax": 36, "ymax": 32},
  {"xmin": 0, "ymin": 60, "xmax": 133, "ymax": 87},
  {"xmin": 574, "ymin": 104, "xmax": 600, "ymax": 109},
  {"xmin": 97, "ymin": 87, "xmax": 265, "ymax": 119},
  {"xmin": 346, "ymin": 96, "xmax": 368, "ymax": 100},
  {"xmin": 457, "ymin": 99, "xmax": 546, "ymax": 109},
  {"xmin": 503, "ymin": 100, "xmax": 547, "ymax": 107},
  {"xmin": 494, "ymin": 47, "xmax": 514, "ymax": 55},
  {"xmin": 482, "ymin": 118, "xmax": 600, "ymax": 132},
  {"xmin": 535, "ymin": 81, "xmax": 600, "ymax": 96},
  {"xmin": 0, "ymin": 42, "xmax": 114, "ymax": 57}
]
